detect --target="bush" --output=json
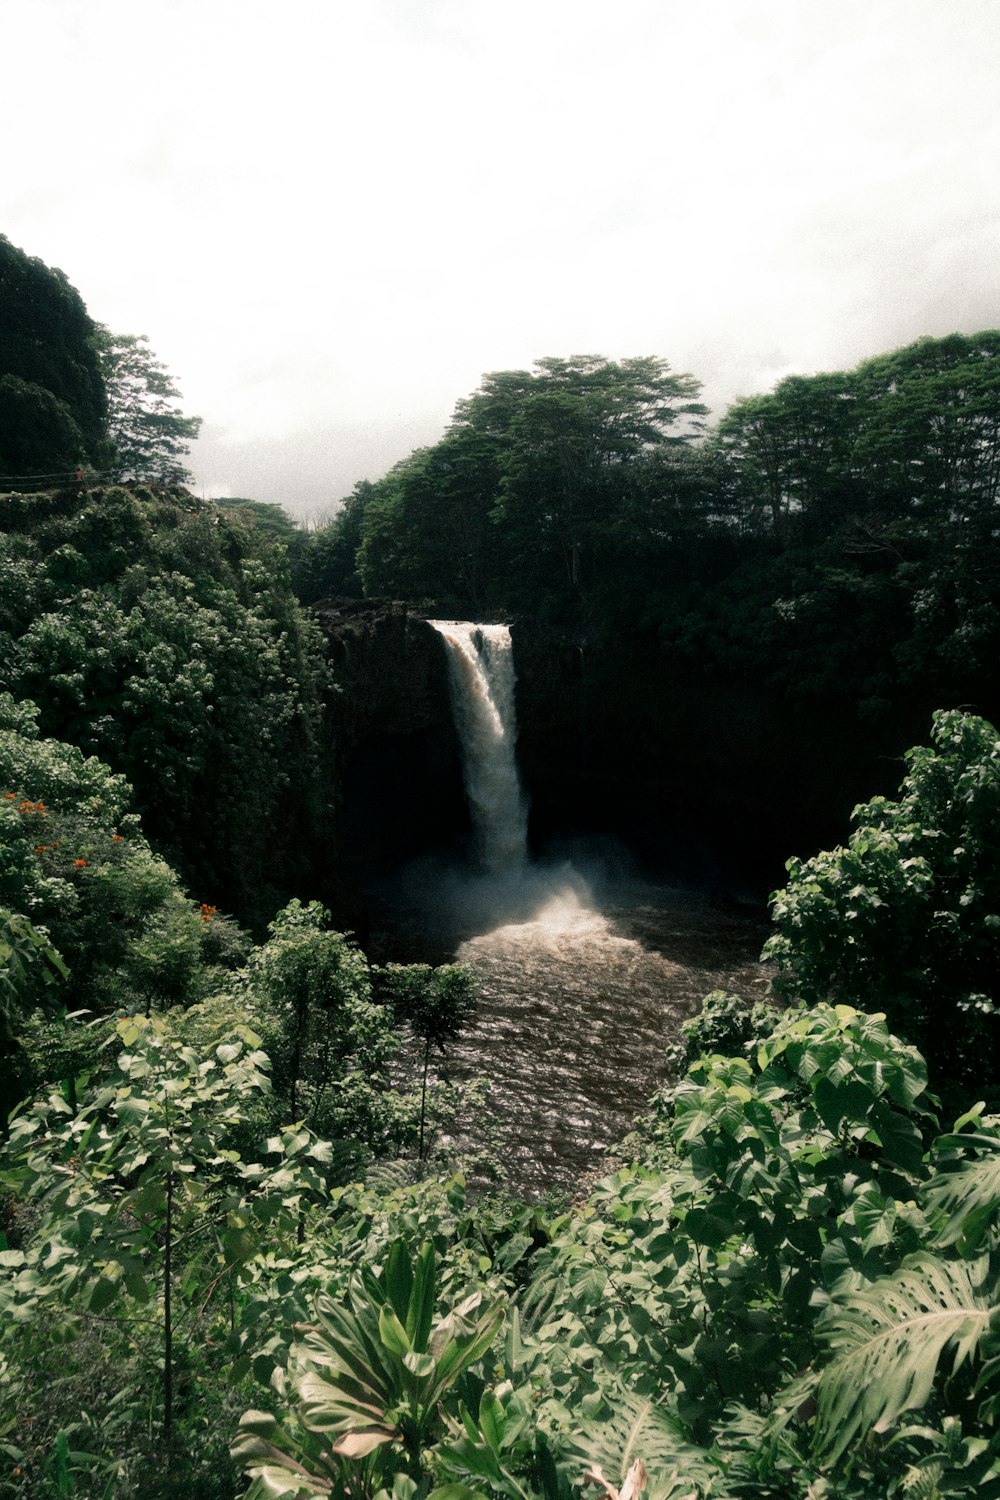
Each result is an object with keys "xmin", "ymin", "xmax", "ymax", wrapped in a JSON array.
[{"xmin": 765, "ymin": 708, "xmax": 1000, "ymax": 1096}]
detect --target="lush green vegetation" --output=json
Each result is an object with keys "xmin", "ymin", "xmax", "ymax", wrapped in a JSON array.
[
  {"xmin": 296, "ymin": 334, "xmax": 1000, "ymax": 748},
  {"xmin": 3, "ymin": 706, "xmax": 1000, "ymax": 1498},
  {"xmin": 0, "ymin": 238, "xmax": 108, "ymax": 477},
  {"xmin": 93, "ymin": 330, "xmax": 202, "ymax": 484},
  {"xmin": 0, "ymin": 714, "xmax": 482, "ymax": 1497},
  {"xmin": 0, "ymin": 484, "xmax": 331, "ymax": 923},
  {"xmin": 766, "ymin": 708, "xmax": 1000, "ymax": 1101},
  {"xmin": 0, "ymin": 236, "xmax": 200, "ymax": 482},
  {"xmin": 5, "ymin": 239, "xmax": 1000, "ymax": 1499}
]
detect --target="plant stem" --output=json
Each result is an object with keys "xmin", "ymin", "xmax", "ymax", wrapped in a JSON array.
[
  {"xmin": 164, "ymin": 1165, "xmax": 174, "ymax": 1453},
  {"xmin": 419, "ymin": 1038, "xmax": 430, "ymax": 1161}
]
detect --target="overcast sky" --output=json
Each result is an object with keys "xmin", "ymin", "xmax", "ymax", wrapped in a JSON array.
[{"xmin": 5, "ymin": 0, "xmax": 1000, "ymax": 517}]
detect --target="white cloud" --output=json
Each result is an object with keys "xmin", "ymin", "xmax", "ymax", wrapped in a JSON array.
[{"xmin": 3, "ymin": 0, "xmax": 1000, "ymax": 512}]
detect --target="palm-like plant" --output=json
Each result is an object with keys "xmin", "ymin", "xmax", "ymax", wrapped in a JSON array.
[{"xmin": 234, "ymin": 1238, "xmax": 505, "ymax": 1498}]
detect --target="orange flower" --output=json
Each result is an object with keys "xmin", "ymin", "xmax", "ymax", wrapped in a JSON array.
[
  {"xmin": 112, "ymin": 834, "xmax": 123, "ymax": 842},
  {"xmin": 3, "ymin": 792, "xmax": 15, "ymax": 800},
  {"xmin": 73, "ymin": 858, "xmax": 88, "ymax": 868}
]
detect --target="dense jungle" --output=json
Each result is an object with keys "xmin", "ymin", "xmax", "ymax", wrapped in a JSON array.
[{"xmin": 3, "ymin": 232, "xmax": 1000, "ymax": 1500}]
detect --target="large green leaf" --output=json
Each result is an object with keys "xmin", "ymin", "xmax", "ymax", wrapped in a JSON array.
[
  {"xmin": 406, "ymin": 1240, "xmax": 437, "ymax": 1351},
  {"xmin": 927, "ymin": 1134, "xmax": 1000, "ymax": 1248},
  {"xmin": 561, "ymin": 1385, "xmax": 725, "ymax": 1500},
  {"xmin": 811, "ymin": 1253, "xmax": 999, "ymax": 1463}
]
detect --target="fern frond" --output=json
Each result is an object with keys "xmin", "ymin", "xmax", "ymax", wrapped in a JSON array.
[{"xmin": 812, "ymin": 1253, "xmax": 997, "ymax": 1464}]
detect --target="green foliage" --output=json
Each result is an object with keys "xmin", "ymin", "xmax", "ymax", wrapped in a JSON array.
[
  {"xmin": 807, "ymin": 1254, "xmax": 995, "ymax": 1466},
  {"xmin": 0, "ymin": 697, "xmax": 226, "ymax": 1023},
  {"xmin": 0, "ymin": 1015, "xmax": 333, "ymax": 1493},
  {"xmin": 0, "ymin": 235, "xmax": 108, "ymax": 473},
  {"xmin": 234, "ymin": 1237, "xmax": 505, "ymax": 1497},
  {"xmin": 712, "ymin": 332, "xmax": 1000, "ymax": 548},
  {"xmin": 350, "ymin": 357, "xmax": 705, "ymax": 619},
  {"xmin": 0, "ymin": 486, "xmax": 331, "ymax": 924},
  {"xmin": 0, "ymin": 908, "xmax": 67, "ymax": 1038},
  {"xmin": 765, "ymin": 708, "xmax": 1000, "ymax": 1092},
  {"xmin": 380, "ymin": 966, "xmax": 479, "ymax": 1055},
  {"xmin": 378, "ymin": 965, "xmax": 479, "ymax": 1164},
  {"xmin": 8, "ymin": 986, "xmax": 1000, "ymax": 1498},
  {"xmin": 662, "ymin": 990, "xmax": 780, "ymax": 1080},
  {"xmin": 0, "ymin": 696, "xmax": 252, "ymax": 1120},
  {"xmin": 0, "ymin": 374, "xmax": 86, "ymax": 476},
  {"xmin": 356, "ymin": 434, "xmax": 504, "ymax": 612},
  {"xmin": 493, "ymin": 1003, "xmax": 1000, "ymax": 1497},
  {"xmin": 243, "ymin": 902, "xmax": 413, "ymax": 1158},
  {"xmin": 293, "ymin": 483, "xmax": 380, "ymax": 604},
  {"xmin": 223, "ymin": 1000, "xmax": 1000, "ymax": 1500}
]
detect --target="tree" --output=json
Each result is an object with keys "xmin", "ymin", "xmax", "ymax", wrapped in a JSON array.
[
  {"xmin": 96, "ymin": 329, "xmax": 202, "ymax": 482},
  {"xmin": 293, "ymin": 481, "xmax": 375, "ymax": 603},
  {"xmin": 712, "ymin": 331, "xmax": 1000, "ymax": 548},
  {"xmin": 350, "ymin": 355, "xmax": 707, "ymax": 614},
  {"xmin": 355, "ymin": 434, "xmax": 502, "ymax": 609},
  {"xmin": 456, "ymin": 355, "xmax": 706, "ymax": 601},
  {"xmin": 379, "ymin": 963, "xmax": 478, "ymax": 1160},
  {"xmin": 0, "ymin": 486, "xmax": 331, "ymax": 926},
  {"xmin": 0, "ymin": 907, "xmax": 67, "ymax": 1041},
  {"xmin": 1, "ymin": 1016, "xmax": 331, "ymax": 1469},
  {"xmin": 0, "ymin": 375, "xmax": 86, "ymax": 478},
  {"xmin": 243, "ymin": 901, "xmax": 410, "ymax": 1157}
]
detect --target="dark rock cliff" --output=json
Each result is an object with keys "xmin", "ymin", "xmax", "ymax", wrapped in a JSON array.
[
  {"xmin": 312, "ymin": 601, "xmax": 931, "ymax": 918},
  {"xmin": 312, "ymin": 601, "xmax": 468, "ymax": 901}
]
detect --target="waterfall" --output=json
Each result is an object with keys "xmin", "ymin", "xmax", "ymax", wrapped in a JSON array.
[{"xmin": 428, "ymin": 621, "xmax": 528, "ymax": 873}]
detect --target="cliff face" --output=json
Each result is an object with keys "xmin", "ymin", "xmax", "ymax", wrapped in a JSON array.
[
  {"xmin": 314, "ymin": 602, "xmax": 927, "ymax": 913},
  {"xmin": 511, "ymin": 616, "xmax": 924, "ymax": 895},
  {"xmin": 313, "ymin": 601, "xmax": 468, "ymax": 892}
]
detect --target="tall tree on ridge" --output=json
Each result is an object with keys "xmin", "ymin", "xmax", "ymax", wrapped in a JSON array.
[{"xmin": 96, "ymin": 328, "xmax": 202, "ymax": 482}]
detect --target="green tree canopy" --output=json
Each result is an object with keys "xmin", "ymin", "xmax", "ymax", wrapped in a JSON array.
[
  {"xmin": 0, "ymin": 236, "xmax": 108, "ymax": 475},
  {"xmin": 0, "ymin": 375, "xmax": 87, "ymax": 477},
  {"xmin": 712, "ymin": 331, "xmax": 1000, "ymax": 547},
  {"xmin": 0, "ymin": 485, "xmax": 330, "ymax": 925},
  {"xmin": 346, "ymin": 355, "xmax": 706, "ymax": 614}
]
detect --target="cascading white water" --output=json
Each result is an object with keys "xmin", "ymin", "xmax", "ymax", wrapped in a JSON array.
[{"xmin": 428, "ymin": 621, "xmax": 528, "ymax": 873}]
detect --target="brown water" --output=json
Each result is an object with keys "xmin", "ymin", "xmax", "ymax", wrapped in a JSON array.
[{"xmin": 370, "ymin": 861, "xmax": 769, "ymax": 1196}]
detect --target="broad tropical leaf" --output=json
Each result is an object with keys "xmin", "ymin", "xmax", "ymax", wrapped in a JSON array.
[
  {"xmin": 926, "ymin": 1132, "xmax": 1000, "ymax": 1248},
  {"xmin": 562, "ymin": 1386, "xmax": 726, "ymax": 1499},
  {"xmin": 811, "ymin": 1253, "xmax": 999, "ymax": 1463}
]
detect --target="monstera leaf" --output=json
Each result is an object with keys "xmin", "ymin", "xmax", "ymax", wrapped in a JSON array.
[
  {"xmin": 562, "ymin": 1386, "xmax": 727, "ymax": 1500},
  {"xmin": 809, "ymin": 1253, "xmax": 1000, "ymax": 1463},
  {"xmin": 926, "ymin": 1128, "xmax": 1000, "ymax": 1249}
]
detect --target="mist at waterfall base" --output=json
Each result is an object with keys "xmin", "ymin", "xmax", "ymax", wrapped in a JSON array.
[{"xmin": 366, "ymin": 622, "xmax": 767, "ymax": 1197}]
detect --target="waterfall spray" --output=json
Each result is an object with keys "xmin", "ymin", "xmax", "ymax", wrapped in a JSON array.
[{"xmin": 429, "ymin": 621, "xmax": 528, "ymax": 873}]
